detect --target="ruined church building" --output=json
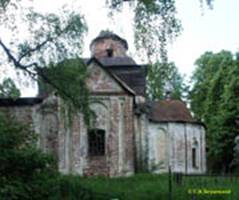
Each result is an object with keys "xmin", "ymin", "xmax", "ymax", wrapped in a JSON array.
[{"xmin": 0, "ymin": 31, "xmax": 206, "ymax": 176}]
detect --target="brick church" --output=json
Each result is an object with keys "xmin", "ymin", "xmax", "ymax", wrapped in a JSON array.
[{"xmin": 0, "ymin": 31, "xmax": 206, "ymax": 176}]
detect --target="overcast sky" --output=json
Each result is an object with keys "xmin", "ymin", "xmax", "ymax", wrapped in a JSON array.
[
  {"xmin": 33, "ymin": 0, "xmax": 239, "ymax": 76},
  {"xmin": 2, "ymin": 0, "xmax": 239, "ymax": 96},
  {"xmin": 169, "ymin": 0, "xmax": 239, "ymax": 76}
]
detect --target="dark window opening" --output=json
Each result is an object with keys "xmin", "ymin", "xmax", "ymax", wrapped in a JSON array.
[
  {"xmin": 88, "ymin": 129, "xmax": 105, "ymax": 156},
  {"xmin": 106, "ymin": 48, "xmax": 113, "ymax": 57},
  {"xmin": 192, "ymin": 147, "xmax": 197, "ymax": 168}
]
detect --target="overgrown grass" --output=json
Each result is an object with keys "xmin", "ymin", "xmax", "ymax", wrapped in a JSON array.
[
  {"xmin": 64, "ymin": 173, "xmax": 239, "ymax": 200},
  {"xmin": 173, "ymin": 175, "xmax": 239, "ymax": 200},
  {"xmin": 79, "ymin": 173, "xmax": 169, "ymax": 200}
]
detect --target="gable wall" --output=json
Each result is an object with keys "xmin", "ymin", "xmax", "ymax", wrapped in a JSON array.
[
  {"xmin": 57, "ymin": 61, "xmax": 135, "ymax": 176},
  {"xmin": 86, "ymin": 62, "xmax": 124, "ymax": 93},
  {"xmin": 58, "ymin": 94, "xmax": 135, "ymax": 177}
]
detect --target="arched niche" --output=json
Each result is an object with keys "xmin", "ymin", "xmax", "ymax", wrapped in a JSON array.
[
  {"xmin": 89, "ymin": 102, "xmax": 109, "ymax": 130},
  {"xmin": 192, "ymin": 137, "xmax": 199, "ymax": 169},
  {"xmin": 155, "ymin": 127, "xmax": 168, "ymax": 169},
  {"xmin": 84, "ymin": 102, "xmax": 110, "ymax": 176},
  {"xmin": 42, "ymin": 113, "xmax": 58, "ymax": 159}
]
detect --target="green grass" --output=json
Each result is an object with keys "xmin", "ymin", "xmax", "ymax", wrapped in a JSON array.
[{"xmin": 61, "ymin": 173, "xmax": 239, "ymax": 200}]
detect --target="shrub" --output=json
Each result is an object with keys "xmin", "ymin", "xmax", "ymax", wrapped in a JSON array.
[{"xmin": 0, "ymin": 112, "xmax": 58, "ymax": 200}]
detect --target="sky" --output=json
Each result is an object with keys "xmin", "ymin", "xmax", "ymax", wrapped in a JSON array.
[
  {"xmin": 76, "ymin": 0, "xmax": 239, "ymax": 76},
  {"xmin": 169, "ymin": 0, "xmax": 239, "ymax": 76},
  {"xmin": 1, "ymin": 0, "xmax": 239, "ymax": 96}
]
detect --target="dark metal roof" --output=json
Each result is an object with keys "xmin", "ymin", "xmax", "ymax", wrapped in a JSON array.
[
  {"xmin": 148, "ymin": 100, "xmax": 197, "ymax": 123},
  {"xmin": 98, "ymin": 57, "xmax": 137, "ymax": 66},
  {"xmin": 63, "ymin": 57, "xmax": 137, "ymax": 67},
  {"xmin": 0, "ymin": 98, "xmax": 43, "ymax": 107},
  {"xmin": 90, "ymin": 31, "xmax": 128, "ymax": 50},
  {"xmin": 107, "ymin": 66, "xmax": 147, "ymax": 96},
  {"xmin": 98, "ymin": 57, "xmax": 146, "ymax": 96}
]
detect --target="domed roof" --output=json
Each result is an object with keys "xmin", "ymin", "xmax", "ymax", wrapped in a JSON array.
[{"xmin": 90, "ymin": 30, "xmax": 128, "ymax": 50}]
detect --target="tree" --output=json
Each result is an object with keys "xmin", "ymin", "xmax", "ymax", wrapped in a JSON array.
[
  {"xmin": 190, "ymin": 51, "xmax": 233, "ymax": 120},
  {"xmin": 107, "ymin": 0, "xmax": 212, "ymax": 101},
  {"xmin": 108, "ymin": 0, "xmax": 213, "ymax": 60},
  {"xmin": 0, "ymin": 111, "xmax": 98, "ymax": 199},
  {"xmin": 0, "ymin": 0, "xmax": 92, "ymax": 121},
  {"xmin": 0, "ymin": 78, "xmax": 20, "ymax": 98},
  {"xmin": 216, "ymin": 60, "xmax": 239, "ymax": 173},
  {"xmin": 147, "ymin": 61, "xmax": 185, "ymax": 100},
  {"xmin": 189, "ymin": 50, "xmax": 239, "ymax": 173}
]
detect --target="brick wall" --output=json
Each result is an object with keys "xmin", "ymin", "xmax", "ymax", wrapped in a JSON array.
[{"xmin": 90, "ymin": 38, "xmax": 127, "ymax": 58}]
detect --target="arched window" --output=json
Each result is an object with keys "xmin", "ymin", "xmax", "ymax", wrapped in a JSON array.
[
  {"xmin": 88, "ymin": 129, "xmax": 105, "ymax": 156},
  {"xmin": 192, "ymin": 138, "xmax": 199, "ymax": 168},
  {"xmin": 192, "ymin": 147, "xmax": 197, "ymax": 168}
]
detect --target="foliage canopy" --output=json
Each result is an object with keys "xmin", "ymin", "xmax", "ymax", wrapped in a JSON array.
[
  {"xmin": 190, "ymin": 50, "xmax": 239, "ymax": 172},
  {"xmin": 0, "ymin": 78, "xmax": 20, "ymax": 98},
  {"xmin": 0, "ymin": 112, "xmax": 103, "ymax": 199},
  {"xmin": 0, "ymin": 112, "xmax": 58, "ymax": 199},
  {"xmin": 147, "ymin": 61, "xmax": 185, "ymax": 100}
]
